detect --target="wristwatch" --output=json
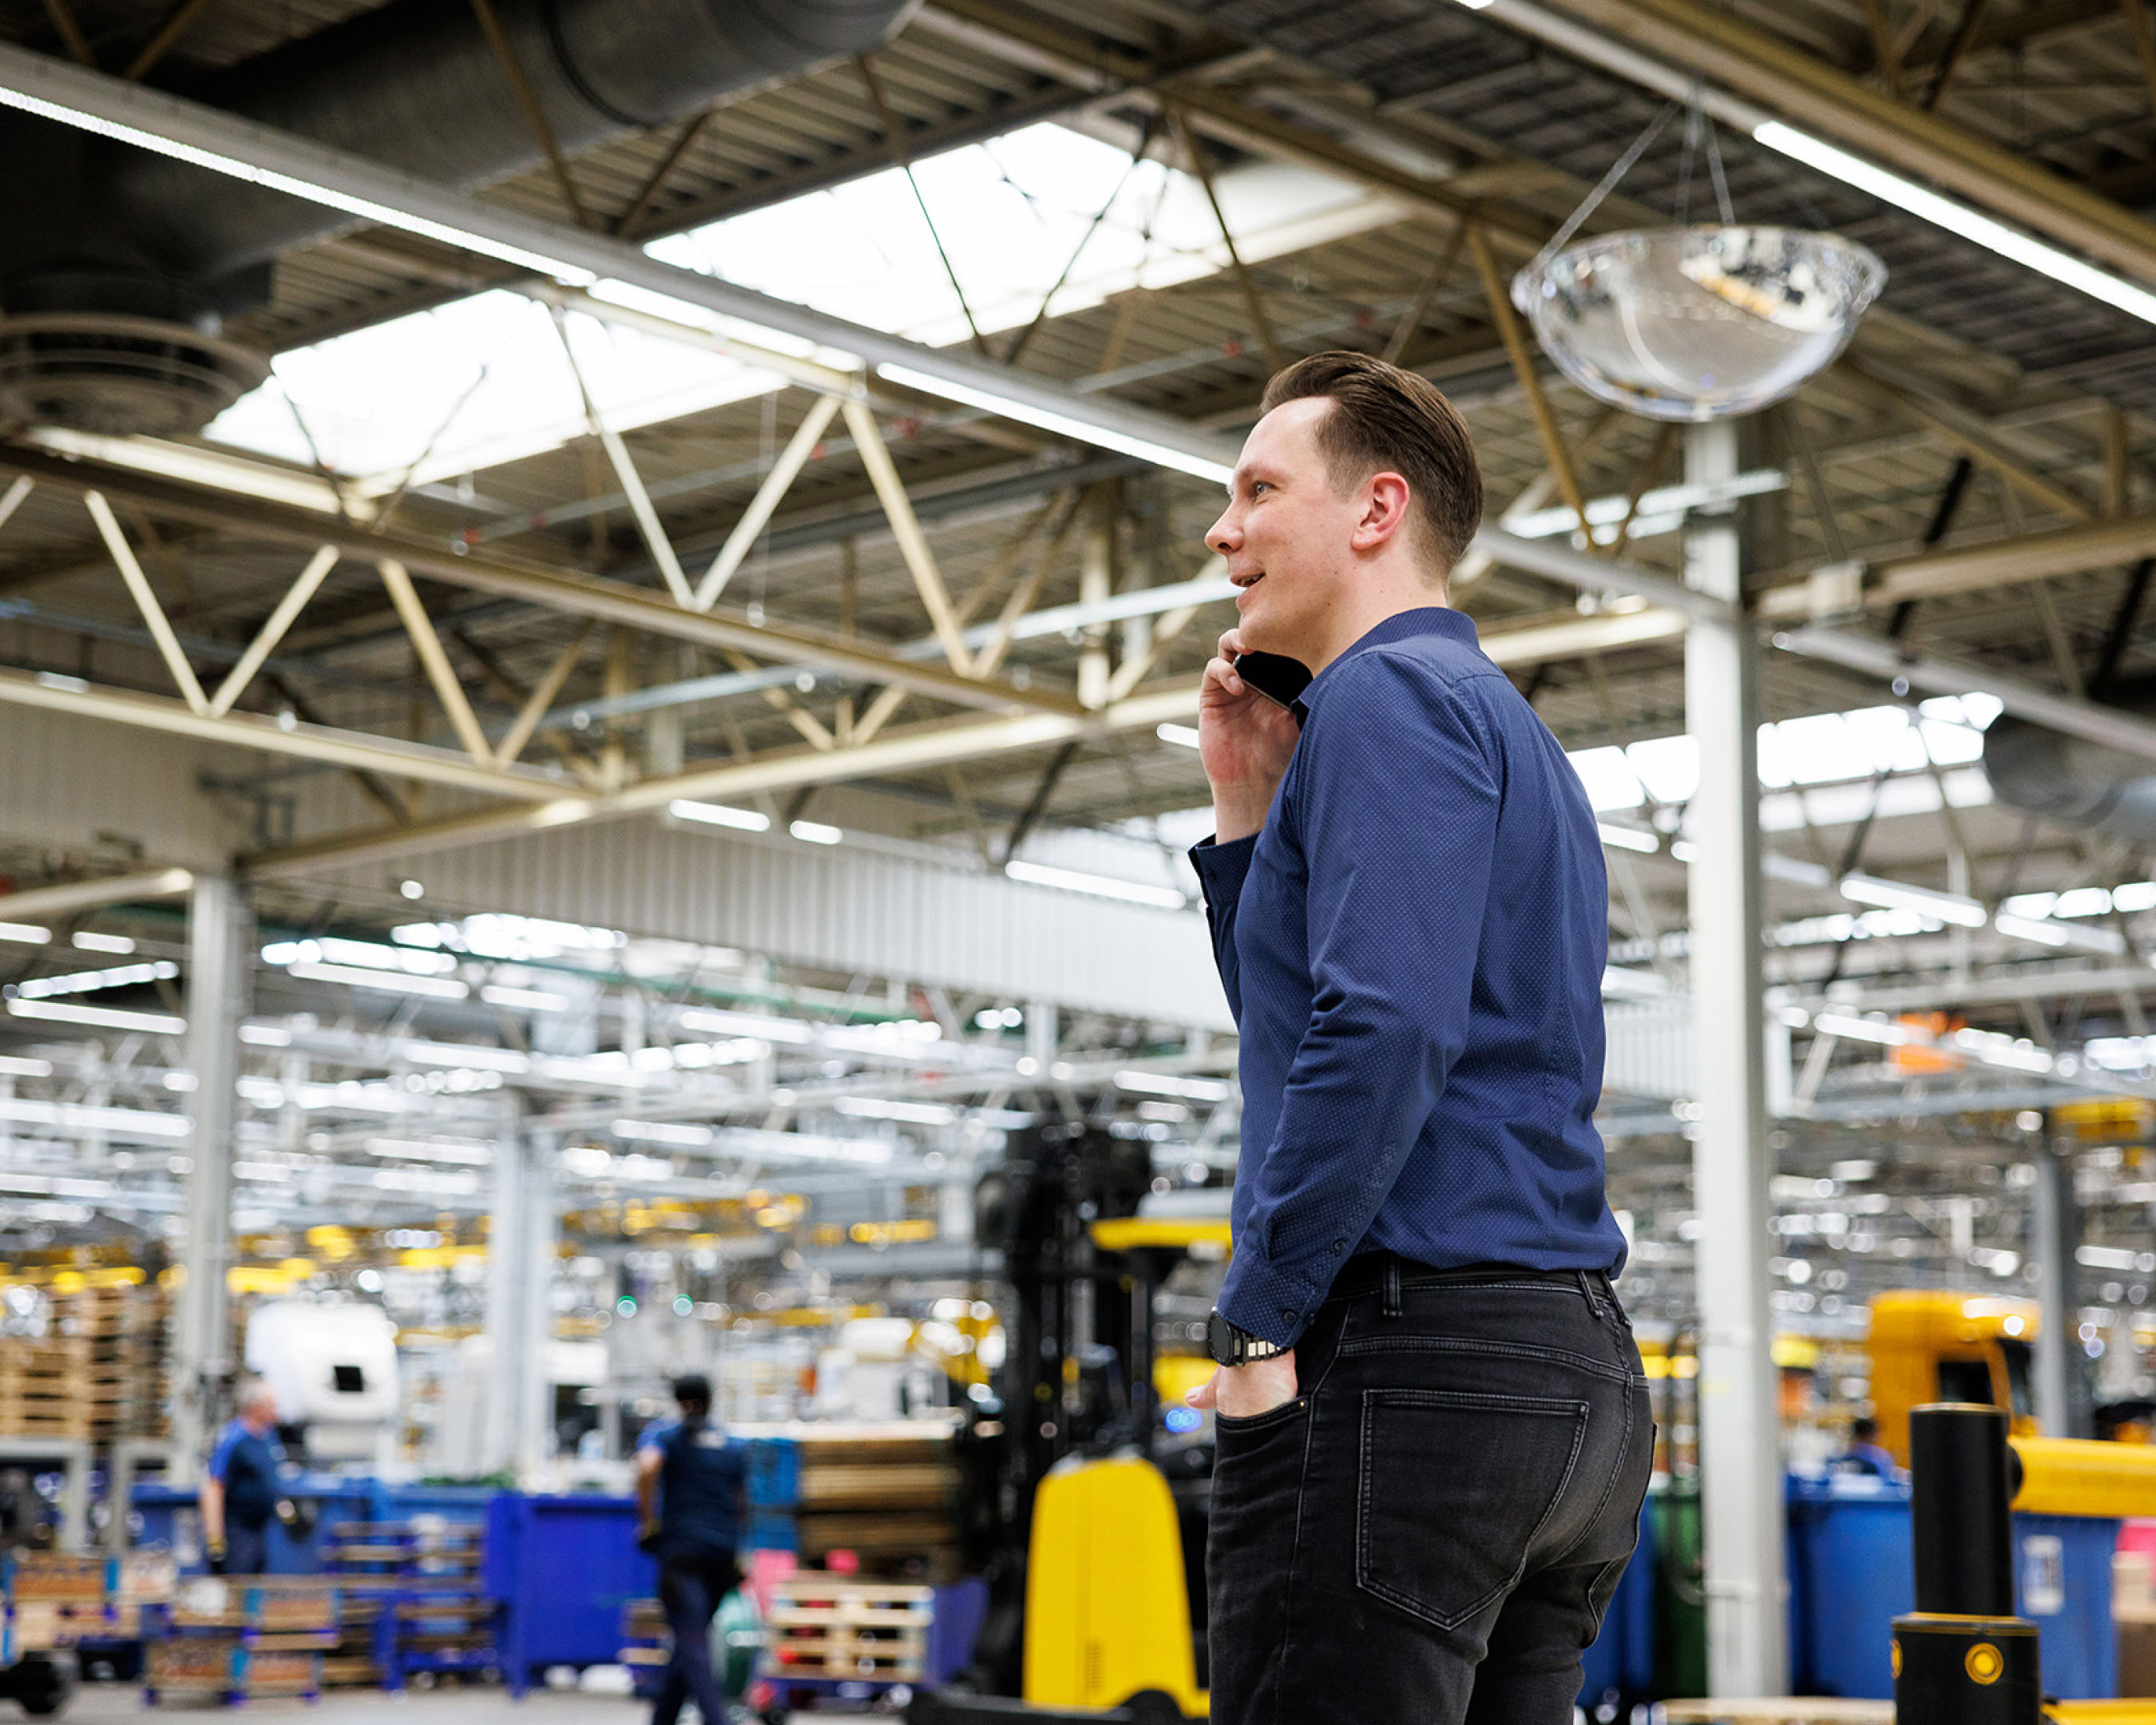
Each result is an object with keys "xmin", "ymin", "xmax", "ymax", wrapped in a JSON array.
[{"xmin": 1207, "ymin": 1308, "xmax": 1287, "ymax": 1367}]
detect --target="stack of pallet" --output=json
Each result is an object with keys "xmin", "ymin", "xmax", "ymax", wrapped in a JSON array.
[
  {"xmin": 745, "ymin": 1420, "xmax": 964, "ymax": 1576},
  {"xmin": 0, "ymin": 1338, "xmax": 101, "ymax": 1441},
  {"xmin": 763, "ymin": 1575, "xmax": 932, "ymax": 1692},
  {"xmin": 0, "ymin": 1279, "xmax": 172, "ymax": 1445},
  {"xmin": 49, "ymin": 1279, "xmax": 170, "ymax": 1442}
]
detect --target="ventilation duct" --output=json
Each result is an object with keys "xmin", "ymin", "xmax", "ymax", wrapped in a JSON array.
[
  {"xmin": 0, "ymin": 0, "xmax": 917, "ymax": 434},
  {"xmin": 1982, "ymin": 715, "xmax": 2156, "ymax": 844}
]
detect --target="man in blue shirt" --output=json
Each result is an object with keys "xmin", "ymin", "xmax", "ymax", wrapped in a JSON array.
[
  {"xmin": 635, "ymin": 1374, "xmax": 745, "ymax": 1725},
  {"xmin": 1184, "ymin": 352, "xmax": 1651, "ymax": 1725},
  {"xmin": 202, "ymin": 1380, "xmax": 283, "ymax": 1576},
  {"xmin": 1832, "ymin": 1415, "xmax": 1901, "ymax": 1478}
]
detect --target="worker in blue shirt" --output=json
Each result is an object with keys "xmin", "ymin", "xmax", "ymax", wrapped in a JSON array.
[
  {"xmin": 201, "ymin": 1379, "xmax": 283, "ymax": 1576},
  {"xmin": 1833, "ymin": 1415, "xmax": 1902, "ymax": 1477},
  {"xmin": 1184, "ymin": 352, "xmax": 1651, "ymax": 1725},
  {"xmin": 635, "ymin": 1374, "xmax": 746, "ymax": 1725}
]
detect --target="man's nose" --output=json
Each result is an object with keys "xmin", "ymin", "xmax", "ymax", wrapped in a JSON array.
[{"xmin": 1206, "ymin": 510, "xmax": 1239, "ymax": 556}]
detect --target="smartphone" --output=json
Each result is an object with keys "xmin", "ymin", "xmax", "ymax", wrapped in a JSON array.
[{"xmin": 1230, "ymin": 649, "xmax": 1313, "ymax": 713}]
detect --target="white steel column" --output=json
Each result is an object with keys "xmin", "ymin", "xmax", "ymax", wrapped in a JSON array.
[
  {"xmin": 1684, "ymin": 418, "xmax": 1789, "ymax": 1696},
  {"xmin": 171, "ymin": 874, "xmax": 249, "ymax": 1484},
  {"xmin": 2031, "ymin": 1137, "xmax": 2088, "ymax": 1438},
  {"xmin": 483, "ymin": 1101, "xmax": 559, "ymax": 1483}
]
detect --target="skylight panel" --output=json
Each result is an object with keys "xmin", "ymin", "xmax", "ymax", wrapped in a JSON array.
[
  {"xmin": 1566, "ymin": 745, "xmax": 1647, "ymax": 811},
  {"xmin": 1627, "ymin": 736, "xmax": 1699, "ymax": 805}
]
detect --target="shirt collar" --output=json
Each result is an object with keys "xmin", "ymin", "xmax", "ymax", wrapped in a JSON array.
[{"xmin": 1297, "ymin": 606, "xmax": 1477, "ymax": 721}]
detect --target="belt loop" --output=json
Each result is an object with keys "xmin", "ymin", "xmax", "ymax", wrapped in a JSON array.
[
  {"xmin": 1576, "ymin": 1271, "xmax": 1603, "ymax": 1315},
  {"xmin": 1382, "ymin": 1258, "xmax": 1402, "ymax": 1319}
]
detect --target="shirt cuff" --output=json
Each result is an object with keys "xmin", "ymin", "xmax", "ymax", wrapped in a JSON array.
[
  {"xmin": 1188, "ymin": 834, "xmax": 1257, "ymax": 908},
  {"xmin": 1217, "ymin": 1243, "xmax": 1325, "ymax": 1350}
]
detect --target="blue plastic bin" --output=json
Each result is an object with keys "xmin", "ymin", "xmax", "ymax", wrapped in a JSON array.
[
  {"xmin": 1578, "ymin": 1497, "xmax": 1658, "ymax": 1711},
  {"xmin": 485, "ymin": 1491, "xmax": 653, "ymax": 1696},
  {"xmin": 1785, "ymin": 1473, "xmax": 2118, "ymax": 1699}
]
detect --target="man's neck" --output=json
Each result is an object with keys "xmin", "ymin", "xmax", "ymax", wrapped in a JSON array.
[{"xmin": 1305, "ymin": 580, "xmax": 1449, "ymax": 675}]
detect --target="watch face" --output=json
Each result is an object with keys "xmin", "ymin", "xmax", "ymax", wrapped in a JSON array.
[{"xmin": 1206, "ymin": 1310, "xmax": 1231, "ymax": 1365}]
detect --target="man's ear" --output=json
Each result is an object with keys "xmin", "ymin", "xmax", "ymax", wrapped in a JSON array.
[{"xmin": 1350, "ymin": 473, "xmax": 1414, "ymax": 553}]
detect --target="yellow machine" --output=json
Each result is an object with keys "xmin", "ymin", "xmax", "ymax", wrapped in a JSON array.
[
  {"xmin": 1869, "ymin": 1290, "xmax": 2039, "ymax": 1464},
  {"xmin": 1022, "ymin": 1453, "xmax": 1208, "ymax": 1719}
]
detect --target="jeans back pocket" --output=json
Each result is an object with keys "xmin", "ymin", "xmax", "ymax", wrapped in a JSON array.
[{"xmin": 1354, "ymin": 1387, "xmax": 1588, "ymax": 1631}]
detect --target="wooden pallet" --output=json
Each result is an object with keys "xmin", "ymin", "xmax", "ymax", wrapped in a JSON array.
[{"xmin": 765, "ymin": 1576, "xmax": 931, "ymax": 1682}]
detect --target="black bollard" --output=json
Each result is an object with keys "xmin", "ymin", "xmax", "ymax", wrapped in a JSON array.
[{"xmin": 1892, "ymin": 1403, "xmax": 2040, "ymax": 1725}]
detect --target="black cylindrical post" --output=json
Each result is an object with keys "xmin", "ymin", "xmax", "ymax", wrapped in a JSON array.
[
  {"xmin": 1893, "ymin": 1402, "xmax": 2041, "ymax": 1725},
  {"xmin": 1909, "ymin": 1402, "xmax": 2015, "ymax": 1616}
]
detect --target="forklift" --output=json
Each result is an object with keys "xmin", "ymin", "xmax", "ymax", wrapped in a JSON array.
[{"xmin": 914, "ymin": 1123, "xmax": 1222, "ymax": 1723}]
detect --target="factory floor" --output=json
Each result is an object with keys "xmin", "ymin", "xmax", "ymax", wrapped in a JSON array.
[{"xmin": 62, "ymin": 1684, "xmax": 804, "ymax": 1720}]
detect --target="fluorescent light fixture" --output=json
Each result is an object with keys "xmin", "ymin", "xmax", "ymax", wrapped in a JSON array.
[
  {"xmin": 611, "ymin": 1117, "xmax": 715, "ymax": 1148},
  {"xmin": 403, "ymin": 1042, "xmax": 532, "ymax": 1073},
  {"xmin": 1989, "ymin": 914, "xmax": 2126, "ymax": 956},
  {"xmin": 0, "ymin": 77, "xmax": 594, "ymax": 287},
  {"xmin": 876, "ymin": 363, "xmax": 1237, "ymax": 485},
  {"xmin": 286, "ymin": 961, "xmax": 470, "ymax": 1000},
  {"xmin": 1754, "ymin": 121, "xmax": 2156, "ymax": 327},
  {"xmin": 6, "ymin": 998, "xmax": 185, "ymax": 1033},
  {"xmin": 0, "ymin": 923, "xmax": 51, "ymax": 945},
  {"xmin": 0, "ymin": 1055, "xmax": 54, "ymax": 1077},
  {"xmin": 239, "ymin": 1023, "xmax": 293, "ymax": 1046},
  {"xmin": 1115, "ymin": 1069, "xmax": 1231, "ymax": 1101},
  {"xmin": 71, "ymin": 932, "xmax": 135, "ymax": 954},
  {"xmin": 479, "ymin": 983, "xmax": 572, "ymax": 1012},
  {"xmin": 1157, "ymin": 723, "xmax": 1202, "ymax": 750},
  {"xmin": 0, "ymin": 1096, "xmax": 191, "ymax": 1139},
  {"xmin": 371, "ymin": 1165, "xmax": 482, "ymax": 1195},
  {"xmin": 365, "ymin": 1138, "xmax": 494, "ymax": 1166},
  {"xmin": 1597, "ymin": 823, "xmax": 1659, "ymax": 854},
  {"xmin": 1811, "ymin": 1012, "xmax": 1908, "ymax": 1045},
  {"xmin": 834, "ymin": 1096, "xmax": 957, "ymax": 1125},
  {"xmin": 1952, "ymin": 1027, "xmax": 2055, "ymax": 1073},
  {"xmin": 680, "ymin": 1007, "xmax": 814, "ymax": 1044},
  {"xmin": 670, "ymin": 799, "xmax": 771, "ymax": 833},
  {"xmin": 789, "ymin": 819, "xmax": 842, "ymax": 846},
  {"xmin": 1005, "ymin": 859, "xmax": 1187, "ymax": 910},
  {"xmin": 534, "ymin": 798, "xmax": 594, "ymax": 827},
  {"xmin": 1838, "ymin": 872, "xmax": 1987, "ymax": 928},
  {"xmin": 1601, "ymin": 966, "xmax": 1671, "ymax": 997},
  {"xmin": 14, "ymin": 960, "xmax": 177, "ymax": 998},
  {"xmin": 1507, "ymin": 471, "xmax": 1787, "ymax": 541}
]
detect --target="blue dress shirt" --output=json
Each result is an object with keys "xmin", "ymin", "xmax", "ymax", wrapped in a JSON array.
[{"xmin": 1191, "ymin": 607, "xmax": 1627, "ymax": 1347}]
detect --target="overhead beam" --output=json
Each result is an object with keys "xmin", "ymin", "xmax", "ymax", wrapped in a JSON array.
[
  {"xmin": 241, "ymin": 685, "xmax": 1206, "ymax": 878},
  {"xmin": 1512, "ymin": 0, "xmax": 2156, "ymax": 287},
  {"xmin": 0, "ymin": 866, "xmax": 196, "ymax": 922},
  {"xmin": 1757, "ymin": 511, "xmax": 2156, "ymax": 617},
  {"xmin": 0, "ymin": 662, "xmax": 571, "ymax": 800},
  {"xmin": 1774, "ymin": 624, "xmax": 2156, "ymax": 762},
  {"xmin": 0, "ymin": 443, "xmax": 1079, "ymax": 720}
]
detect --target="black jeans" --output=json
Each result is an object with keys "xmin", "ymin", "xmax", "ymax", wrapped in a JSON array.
[
  {"xmin": 652, "ymin": 1545, "xmax": 736, "ymax": 1725},
  {"xmin": 1207, "ymin": 1258, "xmax": 1653, "ymax": 1725}
]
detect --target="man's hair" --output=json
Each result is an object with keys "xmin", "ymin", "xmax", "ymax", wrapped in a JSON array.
[
  {"xmin": 1852, "ymin": 1414, "xmax": 1879, "ymax": 1441},
  {"xmin": 672, "ymin": 1373, "xmax": 712, "ymax": 1412},
  {"xmin": 1259, "ymin": 351, "xmax": 1484, "ymax": 577},
  {"xmin": 236, "ymin": 1377, "xmax": 273, "ymax": 1413}
]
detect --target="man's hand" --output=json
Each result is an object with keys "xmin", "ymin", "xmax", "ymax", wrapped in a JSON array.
[
  {"xmin": 1201, "ymin": 628, "xmax": 1302, "ymax": 843},
  {"xmin": 1187, "ymin": 1350, "xmax": 1299, "ymax": 1422}
]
